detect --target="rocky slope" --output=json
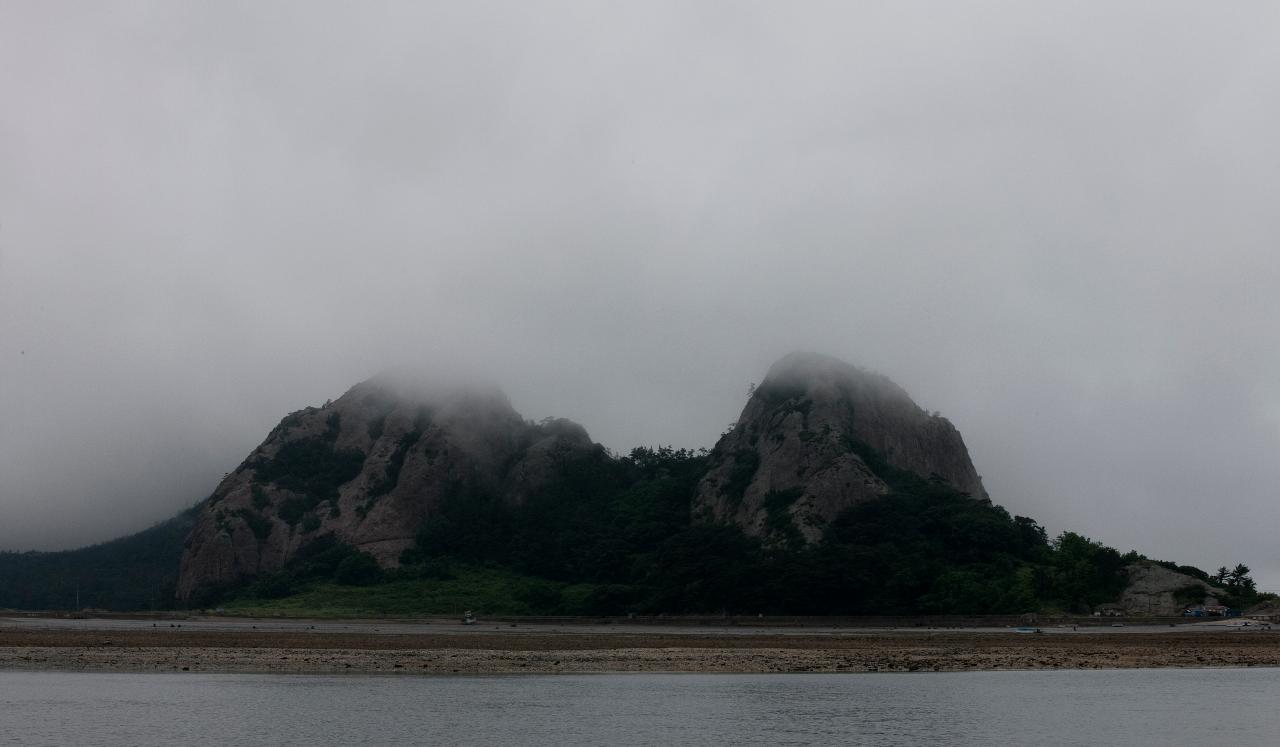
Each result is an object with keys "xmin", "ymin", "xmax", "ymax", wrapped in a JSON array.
[
  {"xmin": 176, "ymin": 375, "xmax": 601, "ymax": 601},
  {"xmin": 692, "ymin": 352, "xmax": 988, "ymax": 543},
  {"xmin": 178, "ymin": 353, "xmax": 992, "ymax": 601},
  {"xmin": 1115, "ymin": 562, "xmax": 1225, "ymax": 616}
]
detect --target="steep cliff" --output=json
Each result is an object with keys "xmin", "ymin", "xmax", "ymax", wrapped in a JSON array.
[
  {"xmin": 176, "ymin": 375, "xmax": 600, "ymax": 601},
  {"xmin": 692, "ymin": 352, "xmax": 988, "ymax": 543}
]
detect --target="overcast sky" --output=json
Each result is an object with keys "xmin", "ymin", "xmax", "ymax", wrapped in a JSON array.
[{"xmin": 3, "ymin": 2, "xmax": 1279, "ymax": 588}]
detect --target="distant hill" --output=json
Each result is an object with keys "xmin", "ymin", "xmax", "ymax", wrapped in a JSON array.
[{"xmin": 0, "ymin": 507, "xmax": 196, "ymax": 611}]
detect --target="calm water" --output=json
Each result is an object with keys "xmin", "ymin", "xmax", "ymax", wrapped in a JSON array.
[{"xmin": 2, "ymin": 668, "xmax": 1278, "ymax": 746}]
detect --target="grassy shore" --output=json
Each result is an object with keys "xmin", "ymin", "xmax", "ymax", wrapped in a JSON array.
[{"xmin": 222, "ymin": 567, "xmax": 600, "ymax": 618}]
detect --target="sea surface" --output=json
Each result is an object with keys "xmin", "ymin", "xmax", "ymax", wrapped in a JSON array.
[{"xmin": 2, "ymin": 668, "xmax": 1278, "ymax": 746}]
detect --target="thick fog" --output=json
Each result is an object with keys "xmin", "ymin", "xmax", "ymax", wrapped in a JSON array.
[{"xmin": 3, "ymin": 2, "xmax": 1279, "ymax": 588}]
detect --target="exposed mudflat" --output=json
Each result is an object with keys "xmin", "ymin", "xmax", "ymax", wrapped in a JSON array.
[{"xmin": 2, "ymin": 617, "xmax": 1276, "ymax": 674}]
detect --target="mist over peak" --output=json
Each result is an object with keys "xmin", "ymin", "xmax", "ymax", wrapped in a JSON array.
[
  {"xmin": 347, "ymin": 370, "xmax": 514, "ymax": 416},
  {"xmin": 762, "ymin": 352, "xmax": 915, "ymax": 406}
]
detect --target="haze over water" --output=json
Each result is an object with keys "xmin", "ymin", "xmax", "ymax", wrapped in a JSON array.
[{"xmin": 4, "ymin": 669, "xmax": 1279, "ymax": 746}]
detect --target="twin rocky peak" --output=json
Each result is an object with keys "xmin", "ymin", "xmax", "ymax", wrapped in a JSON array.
[{"xmin": 177, "ymin": 353, "xmax": 988, "ymax": 600}]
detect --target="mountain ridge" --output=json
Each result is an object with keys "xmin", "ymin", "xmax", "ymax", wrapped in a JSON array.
[
  {"xmin": 176, "ymin": 352, "xmax": 991, "ymax": 601},
  {"xmin": 8, "ymin": 352, "xmax": 1263, "ymax": 618}
]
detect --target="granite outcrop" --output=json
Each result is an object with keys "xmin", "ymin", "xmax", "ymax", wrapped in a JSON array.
[
  {"xmin": 176, "ymin": 375, "xmax": 600, "ymax": 601},
  {"xmin": 692, "ymin": 352, "xmax": 988, "ymax": 543}
]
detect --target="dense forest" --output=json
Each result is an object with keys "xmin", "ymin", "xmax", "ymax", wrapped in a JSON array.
[
  {"xmin": 0, "ymin": 508, "xmax": 196, "ymax": 611},
  {"xmin": 199, "ymin": 443, "xmax": 1262, "ymax": 616},
  {"xmin": 3, "ymin": 441, "xmax": 1263, "ymax": 616}
]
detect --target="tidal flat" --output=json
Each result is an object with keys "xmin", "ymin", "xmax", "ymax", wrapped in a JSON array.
[{"xmin": 2, "ymin": 616, "xmax": 1278, "ymax": 675}]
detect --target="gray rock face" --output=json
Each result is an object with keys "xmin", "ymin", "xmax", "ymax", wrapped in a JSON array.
[
  {"xmin": 1116, "ymin": 562, "xmax": 1224, "ymax": 615},
  {"xmin": 178, "ymin": 353, "xmax": 991, "ymax": 599},
  {"xmin": 176, "ymin": 376, "xmax": 600, "ymax": 601},
  {"xmin": 692, "ymin": 352, "xmax": 989, "ymax": 543}
]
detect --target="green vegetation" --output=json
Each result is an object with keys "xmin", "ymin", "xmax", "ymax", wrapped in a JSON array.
[
  {"xmin": 1173, "ymin": 583, "xmax": 1208, "ymax": 607},
  {"xmin": 367, "ymin": 430, "xmax": 420, "ymax": 498},
  {"xmin": 1213, "ymin": 563, "xmax": 1265, "ymax": 608},
  {"xmin": 335, "ymin": 552, "xmax": 384, "ymax": 586},
  {"xmin": 1124, "ymin": 558, "xmax": 1271, "ymax": 610},
  {"xmin": 9, "ymin": 405, "xmax": 1267, "ymax": 617},
  {"xmin": 276, "ymin": 497, "xmax": 306, "ymax": 526},
  {"xmin": 250, "ymin": 414, "xmax": 363, "ymax": 503},
  {"xmin": 338, "ymin": 444, "xmax": 1127, "ymax": 615},
  {"xmin": 220, "ymin": 533, "xmax": 600, "ymax": 616},
  {"xmin": 223, "ymin": 567, "xmax": 602, "ymax": 617},
  {"xmin": 0, "ymin": 508, "xmax": 197, "ymax": 611},
  {"xmin": 721, "ymin": 448, "xmax": 760, "ymax": 506},
  {"xmin": 250, "ymin": 484, "xmax": 270, "ymax": 510},
  {"xmin": 234, "ymin": 508, "xmax": 273, "ymax": 540},
  {"xmin": 250, "ymin": 438, "xmax": 365, "ymax": 501},
  {"xmin": 215, "ymin": 438, "xmax": 1246, "ymax": 617},
  {"xmin": 762, "ymin": 487, "xmax": 804, "ymax": 549},
  {"xmin": 245, "ymin": 413, "xmax": 366, "ymax": 532}
]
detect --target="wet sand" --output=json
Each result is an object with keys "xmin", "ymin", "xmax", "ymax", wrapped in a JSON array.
[{"xmin": 2, "ymin": 617, "xmax": 1277, "ymax": 675}]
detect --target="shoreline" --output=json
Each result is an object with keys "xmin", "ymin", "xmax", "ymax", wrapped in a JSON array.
[
  {"xmin": 6, "ymin": 644, "xmax": 1280, "ymax": 676},
  {"xmin": 4, "ymin": 616, "xmax": 1278, "ymax": 675}
]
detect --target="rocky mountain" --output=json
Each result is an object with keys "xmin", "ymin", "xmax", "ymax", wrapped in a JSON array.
[
  {"xmin": 692, "ymin": 352, "xmax": 988, "ymax": 543},
  {"xmin": 37, "ymin": 352, "xmax": 1265, "ymax": 617},
  {"xmin": 178, "ymin": 353, "xmax": 996, "ymax": 600},
  {"xmin": 9, "ymin": 349, "xmax": 1267, "ymax": 616},
  {"xmin": 176, "ymin": 375, "xmax": 602, "ymax": 601}
]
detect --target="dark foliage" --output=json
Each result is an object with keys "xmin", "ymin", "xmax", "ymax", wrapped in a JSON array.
[
  {"xmin": 396, "ymin": 439, "xmax": 1152, "ymax": 616},
  {"xmin": 1172, "ymin": 583, "xmax": 1208, "ymax": 607},
  {"xmin": 1151, "ymin": 560, "xmax": 1211, "ymax": 582},
  {"xmin": 762, "ymin": 487, "xmax": 805, "ymax": 549},
  {"xmin": 335, "ymin": 552, "xmax": 384, "ymax": 586},
  {"xmin": 1044, "ymin": 531, "xmax": 1127, "ymax": 612},
  {"xmin": 0, "ymin": 507, "xmax": 197, "ymax": 611},
  {"xmin": 367, "ymin": 430, "xmax": 420, "ymax": 498},
  {"xmin": 250, "ymin": 484, "xmax": 270, "ymax": 510},
  {"xmin": 276, "ymin": 497, "xmax": 307, "ymax": 527},
  {"xmin": 10, "ymin": 410, "xmax": 1238, "ymax": 617},
  {"xmin": 721, "ymin": 449, "xmax": 760, "ymax": 506},
  {"xmin": 234, "ymin": 508, "xmax": 273, "ymax": 540},
  {"xmin": 250, "ymin": 438, "xmax": 365, "ymax": 502},
  {"xmin": 291, "ymin": 534, "xmax": 364, "ymax": 579},
  {"xmin": 407, "ymin": 480, "xmax": 513, "ymax": 564},
  {"xmin": 1215, "ymin": 563, "xmax": 1263, "ymax": 608},
  {"xmin": 249, "ymin": 415, "xmax": 364, "ymax": 506},
  {"xmin": 237, "ymin": 534, "xmax": 381, "ymax": 601}
]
